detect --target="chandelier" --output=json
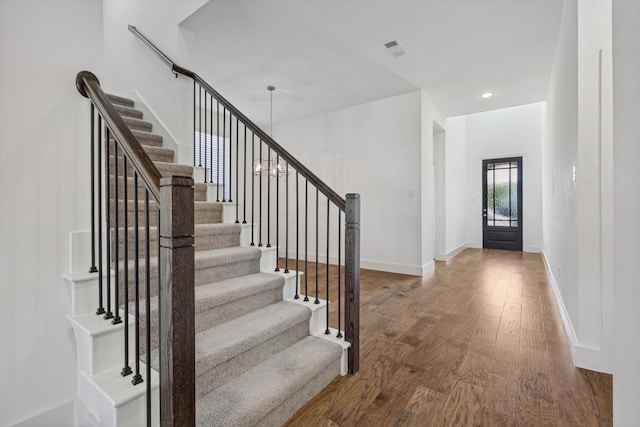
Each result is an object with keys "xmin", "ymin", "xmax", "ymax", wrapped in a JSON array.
[{"xmin": 254, "ymin": 85, "xmax": 291, "ymax": 177}]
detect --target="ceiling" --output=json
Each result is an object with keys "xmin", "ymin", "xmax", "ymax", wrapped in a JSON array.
[{"xmin": 180, "ymin": 0, "xmax": 564, "ymax": 127}]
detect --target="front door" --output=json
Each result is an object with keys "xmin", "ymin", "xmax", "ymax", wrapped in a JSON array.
[{"xmin": 482, "ymin": 157, "xmax": 523, "ymax": 251}]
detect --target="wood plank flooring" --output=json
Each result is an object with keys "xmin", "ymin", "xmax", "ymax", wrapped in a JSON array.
[{"xmin": 281, "ymin": 248, "xmax": 613, "ymax": 427}]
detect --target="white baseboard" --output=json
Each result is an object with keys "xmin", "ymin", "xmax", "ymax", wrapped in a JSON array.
[
  {"xmin": 541, "ymin": 251, "xmax": 578, "ymax": 360},
  {"xmin": 445, "ymin": 244, "xmax": 467, "ymax": 261},
  {"xmin": 10, "ymin": 400, "xmax": 74, "ymax": 427},
  {"xmin": 525, "ymin": 246, "xmax": 543, "ymax": 253}
]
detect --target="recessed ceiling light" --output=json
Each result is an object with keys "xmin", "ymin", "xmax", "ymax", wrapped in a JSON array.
[{"xmin": 481, "ymin": 92, "xmax": 493, "ymax": 99}]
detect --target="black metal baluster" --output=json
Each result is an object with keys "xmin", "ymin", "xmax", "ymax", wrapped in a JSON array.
[
  {"xmin": 222, "ymin": 108, "xmax": 227, "ymax": 202},
  {"xmin": 267, "ymin": 146, "xmax": 271, "ymax": 247},
  {"xmin": 193, "ymin": 81, "xmax": 196, "ymax": 167},
  {"xmin": 96, "ymin": 113, "xmax": 105, "ymax": 315},
  {"xmin": 216, "ymin": 101, "xmax": 220, "ymax": 201},
  {"xmin": 243, "ymin": 126, "xmax": 247, "ymax": 224},
  {"xmin": 250, "ymin": 133, "xmax": 255, "ymax": 246},
  {"xmin": 144, "ymin": 189, "xmax": 151, "ymax": 427},
  {"xmin": 275, "ymin": 153, "xmax": 280, "ymax": 272},
  {"xmin": 315, "ymin": 187, "xmax": 319, "ymax": 305},
  {"xmin": 198, "ymin": 85, "xmax": 202, "ymax": 168},
  {"xmin": 203, "ymin": 90, "xmax": 207, "ymax": 183},
  {"xmin": 258, "ymin": 139, "xmax": 263, "ymax": 247},
  {"xmin": 132, "ymin": 173, "xmax": 143, "ymax": 385},
  {"xmin": 235, "ymin": 118, "xmax": 239, "ymax": 222},
  {"xmin": 104, "ymin": 128, "xmax": 113, "ymax": 320},
  {"xmin": 295, "ymin": 171, "xmax": 299, "ymax": 300},
  {"xmin": 122, "ymin": 156, "xmax": 132, "ymax": 375},
  {"xmin": 337, "ymin": 210, "xmax": 343, "ymax": 338},
  {"xmin": 209, "ymin": 94, "xmax": 213, "ymax": 184},
  {"xmin": 112, "ymin": 144, "xmax": 122, "ymax": 325},
  {"xmin": 90, "ymin": 104, "xmax": 98, "ymax": 274},
  {"xmin": 304, "ymin": 180, "xmax": 309, "ymax": 302},
  {"xmin": 325, "ymin": 198, "xmax": 330, "ymax": 334},
  {"xmin": 229, "ymin": 113, "xmax": 233, "ymax": 203},
  {"xmin": 285, "ymin": 162, "xmax": 290, "ymax": 274}
]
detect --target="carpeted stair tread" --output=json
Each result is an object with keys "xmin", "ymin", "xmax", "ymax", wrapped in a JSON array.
[
  {"xmin": 131, "ymin": 130, "xmax": 163, "ymax": 147},
  {"xmin": 111, "ymin": 144, "xmax": 174, "ymax": 163},
  {"xmin": 154, "ymin": 161, "xmax": 192, "ymax": 177},
  {"xmin": 122, "ymin": 116, "xmax": 153, "ymax": 132},
  {"xmin": 195, "ymin": 301, "xmax": 309, "ymax": 375},
  {"xmin": 196, "ymin": 336, "xmax": 342, "ymax": 427},
  {"xmin": 194, "ymin": 273, "xmax": 283, "ymax": 314},
  {"xmin": 107, "ymin": 93, "xmax": 134, "ymax": 107},
  {"xmin": 195, "ymin": 223, "xmax": 241, "ymax": 250},
  {"xmin": 195, "ymin": 246, "xmax": 261, "ymax": 270},
  {"xmin": 114, "ymin": 104, "xmax": 143, "ymax": 119}
]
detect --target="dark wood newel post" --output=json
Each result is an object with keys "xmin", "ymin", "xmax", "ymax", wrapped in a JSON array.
[
  {"xmin": 159, "ymin": 175, "xmax": 195, "ymax": 427},
  {"xmin": 345, "ymin": 193, "xmax": 360, "ymax": 374}
]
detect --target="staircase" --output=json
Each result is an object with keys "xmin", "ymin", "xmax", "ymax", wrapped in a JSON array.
[{"xmin": 67, "ymin": 94, "xmax": 348, "ymax": 426}]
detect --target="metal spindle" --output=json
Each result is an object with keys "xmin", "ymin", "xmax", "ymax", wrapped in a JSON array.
[
  {"xmin": 89, "ymin": 104, "xmax": 98, "ymax": 274},
  {"xmin": 132, "ymin": 173, "xmax": 143, "ymax": 385},
  {"xmin": 285, "ymin": 163, "xmax": 290, "ymax": 273},
  {"xmin": 203, "ymin": 91, "xmax": 208, "ymax": 182},
  {"xmin": 122, "ymin": 157, "xmax": 132, "ymax": 375},
  {"xmin": 258, "ymin": 139, "xmax": 263, "ymax": 247},
  {"xmin": 209, "ymin": 95, "xmax": 213, "ymax": 184},
  {"xmin": 295, "ymin": 171, "xmax": 299, "ymax": 299},
  {"xmin": 337, "ymin": 210, "xmax": 342, "ymax": 338},
  {"xmin": 315, "ymin": 187, "xmax": 319, "ymax": 304},
  {"xmin": 198, "ymin": 85, "xmax": 202, "ymax": 168},
  {"xmin": 229, "ymin": 113, "xmax": 233, "ymax": 203},
  {"xmin": 222, "ymin": 108, "xmax": 227, "ymax": 202},
  {"xmin": 267, "ymin": 146, "xmax": 271, "ymax": 247},
  {"xmin": 96, "ymin": 113, "xmax": 105, "ymax": 315},
  {"xmin": 193, "ymin": 81, "xmax": 196, "ymax": 167},
  {"xmin": 275, "ymin": 153, "xmax": 280, "ymax": 272},
  {"xmin": 112, "ymin": 144, "xmax": 122, "ymax": 325},
  {"xmin": 144, "ymin": 189, "xmax": 151, "ymax": 427},
  {"xmin": 304, "ymin": 180, "xmax": 309, "ymax": 302},
  {"xmin": 216, "ymin": 101, "xmax": 220, "ymax": 201},
  {"xmin": 235, "ymin": 118, "xmax": 239, "ymax": 222},
  {"xmin": 325, "ymin": 198, "xmax": 330, "ymax": 334},
  {"xmin": 104, "ymin": 128, "xmax": 113, "ymax": 320},
  {"xmin": 250, "ymin": 133, "xmax": 255, "ymax": 246},
  {"xmin": 243, "ymin": 126, "xmax": 247, "ymax": 224}
]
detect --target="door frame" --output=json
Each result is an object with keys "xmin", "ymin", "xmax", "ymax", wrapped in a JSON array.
[{"xmin": 482, "ymin": 156, "xmax": 523, "ymax": 251}]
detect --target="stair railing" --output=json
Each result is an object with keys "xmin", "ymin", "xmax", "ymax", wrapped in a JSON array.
[
  {"xmin": 129, "ymin": 25, "xmax": 361, "ymax": 373},
  {"xmin": 76, "ymin": 71, "xmax": 196, "ymax": 426}
]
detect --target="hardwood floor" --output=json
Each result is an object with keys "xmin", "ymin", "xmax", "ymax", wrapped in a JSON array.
[{"xmin": 281, "ymin": 248, "xmax": 613, "ymax": 427}]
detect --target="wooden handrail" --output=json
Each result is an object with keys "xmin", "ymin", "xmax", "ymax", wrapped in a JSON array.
[
  {"xmin": 76, "ymin": 70, "xmax": 162, "ymax": 201},
  {"xmin": 128, "ymin": 25, "xmax": 346, "ymax": 212}
]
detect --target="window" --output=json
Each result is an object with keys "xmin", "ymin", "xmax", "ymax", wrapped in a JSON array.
[{"xmin": 194, "ymin": 131, "xmax": 231, "ymax": 201}]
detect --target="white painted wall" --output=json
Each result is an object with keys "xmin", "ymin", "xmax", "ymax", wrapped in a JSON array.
[
  {"xmin": 543, "ymin": 0, "xmax": 613, "ymax": 374},
  {"xmin": 443, "ymin": 116, "xmax": 468, "ymax": 257},
  {"xmin": 273, "ymin": 91, "xmax": 424, "ymax": 275},
  {"xmin": 462, "ymin": 103, "xmax": 544, "ymax": 253},
  {"xmin": 612, "ymin": 0, "xmax": 640, "ymax": 424},
  {"xmin": 0, "ymin": 1, "xmax": 104, "ymax": 425},
  {"xmin": 543, "ymin": 0, "xmax": 579, "ymax": 350},
  {"xmin": 433, "ymin": 124, "xmax": 446, "ymax": 261},
  {"xmin": 102, "ymin": 0, "xmax": 208, "ymax": 164},
  {"xmin": 420, "ymin": 92, "xmax": 447, "ymax": 273}
]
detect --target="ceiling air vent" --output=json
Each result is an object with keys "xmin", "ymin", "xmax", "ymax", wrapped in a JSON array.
[{"xmin": 383, "ymin": 39, "xmax": 406, "ymax": 58}]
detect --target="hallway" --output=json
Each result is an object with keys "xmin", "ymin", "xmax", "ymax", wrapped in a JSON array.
[{"xmin": 284, "ymin": 249, "xmax": 612, "ymax": 426}]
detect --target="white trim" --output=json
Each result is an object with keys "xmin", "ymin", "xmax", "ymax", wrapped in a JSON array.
[
  {"xmin": 542, "ymin": 251, "xmax": 577, "ymax": 359},
  {"xmin": 445, "ymin": 244, "xmax": 467, "ymax": 261},
  {"xmin": 524, "ymin": 246, "xmax": 543, "ymax": 253},
  {"xmin": 276, "ymin": 250, "xmax": 426, "ymax": 276}
]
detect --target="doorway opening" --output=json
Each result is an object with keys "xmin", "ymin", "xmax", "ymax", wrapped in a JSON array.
[{"xmin": 482, "ymin": 157, "xmax": 523, "ymax": 251}]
